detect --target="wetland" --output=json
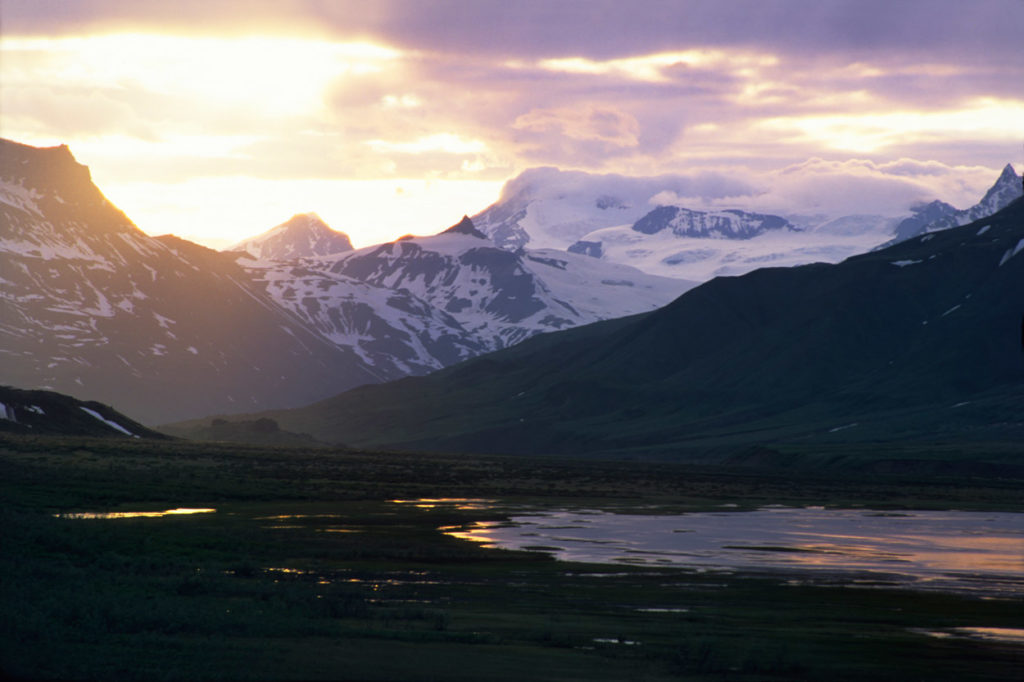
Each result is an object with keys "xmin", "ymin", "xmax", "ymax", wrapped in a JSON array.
[{"xmin": 1, "ymin": 434, "xmax": 1022, "ymax": 680}]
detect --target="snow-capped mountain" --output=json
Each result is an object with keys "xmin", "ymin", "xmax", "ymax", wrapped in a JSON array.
[
  {"xmin": 239, "ymin": 255, "xmax": 488, "ymax": 378},
  {"xmin": 238, "ymin": 215, "xmax": 695, "ymax": 360},
  {"xmin": 228, "ymin": 212, "xmax": 353, "ymax": 260},
  {"xmin": 473, "ymin": 164, "xmax": 1022, "ymax": 283},
  {"xmin": 1, "ymin": 139, "xmax": 694, "ymax": 423},
  {"xmin": 889, "ymin": 200, "xmax": 958, "ymax": 243},
  {"xmin": 0, "ymin": 139, "xmax": 380, "ymax": 424},
  {"xmin": 566, "ymin": 204, "xmax": 893, "ymax": 281},
  {"xmin": 471, "ymin": 167, "xmax": 699, "ymax": 251},
  {"xmin": 880, "ymin": 164, "xmax": 1022, "ymax": 247},
  {"xmin": 628, "ymin": 206, "xmax": 797, "ymax": 239},
  {"xmin": 220, "ymin": 196, "xmax": 1024, "ymax": 456},
  {"xmin": 472, "ymin": 167, "xmax": 896, "ymax": 281}
]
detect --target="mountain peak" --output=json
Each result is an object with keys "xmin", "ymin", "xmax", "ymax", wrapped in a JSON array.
[
  {"xmin": 441, "ymin": 215, "xmax": 487, "ymax": 239},
  {"xmin": 0, "ymin": 138, "xmax": 139, "ymax": 239},
  {"xmin": 229, "ymin": 213, "xmax": 354, "ymax": 260},
  {"xmin": 280, "ymin": 212, "xmax": 328, "ymax": 230},
  {"xmin": 976, "ymin": 163, "xmax": 1022, "ymax": 213}
]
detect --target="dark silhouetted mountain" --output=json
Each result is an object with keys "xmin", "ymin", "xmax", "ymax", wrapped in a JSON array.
[
  {"xmin": 0, "ymin": 385, "xmax": 168, "ymax": 438},
  {"xmin": 213, "ymin": 198, "xmax": 1024, "ymax": 458}
]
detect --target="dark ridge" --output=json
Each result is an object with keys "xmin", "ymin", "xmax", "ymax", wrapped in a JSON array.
[{"xmin": 0, "ymin": 386, "xmax": 171, "ymax": 439}]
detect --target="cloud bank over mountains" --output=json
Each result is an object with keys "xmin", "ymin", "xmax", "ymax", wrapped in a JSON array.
[{"xmin": 2, "ymin": 0, "xmax": 1020, "ymax": 247}]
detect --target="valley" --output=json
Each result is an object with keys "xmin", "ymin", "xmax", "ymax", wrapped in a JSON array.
[{"xmin": 2, "ymin": 434, "xmax": 1022, "ymax": 681}]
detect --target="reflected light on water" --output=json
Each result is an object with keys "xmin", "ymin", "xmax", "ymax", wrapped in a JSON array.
[
  {"xmin": 443, "ymin": 507, "xmax": 1024, "ymax": 596},
  {"xmin": 58, "ymin": 507, "xmax": 216, "ymax": 519},
  {"xmin": 916, "ymin": 627, "xmax": 1024, "ymax": 645},
  {"xmin": 391, "ymin": 498, "xmax": 497, "ymax": 510}
]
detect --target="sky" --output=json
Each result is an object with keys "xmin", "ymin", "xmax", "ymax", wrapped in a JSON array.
[{"xmin": 2, "ymin": 0, "xmax": 1022, "ymax": 248}]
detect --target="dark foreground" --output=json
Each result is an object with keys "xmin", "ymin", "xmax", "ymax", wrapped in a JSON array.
[{"xmin": 1, "ymin": 435, "xmax": 1021, "ymax": 681}]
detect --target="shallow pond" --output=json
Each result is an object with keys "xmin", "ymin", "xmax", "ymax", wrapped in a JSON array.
[{"xmin": 446, "ymin": 506, "xmax": 1024, "ymax": 596}]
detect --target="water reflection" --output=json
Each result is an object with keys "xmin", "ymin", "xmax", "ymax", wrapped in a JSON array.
[
  {"xmin": 446, "ymin": 507, "xmax": 1024, "ymax": 596},
  {"xmin": 391, "ymin": 497, "xmax": 496, "ymax": 510},
  {"xmin": 58, "ymin": 507, "xmax": 216, "ymax": 519},
  {"xmin": 916, "ymin": 627, "xmax": 1024, "ymax": 645}
]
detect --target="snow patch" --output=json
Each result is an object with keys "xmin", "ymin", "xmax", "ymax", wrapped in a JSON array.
[
  {"xmin": 891, "ymin": 260, "xmax": 922, "ymax": 267},
  {"xmin": 79, "ymin": 406, "xmax": 138, "ymax": 437},
  {"xmin": 976, "ymin": 224, "xmax": 991, "ymax": 236},
  {"xmin": 828, "ymin": 422, "xmax": 859, "ymax": 433},
  {"xmin": 997, "ymin": 238, "xmax": 1024, "ymax": 267}
]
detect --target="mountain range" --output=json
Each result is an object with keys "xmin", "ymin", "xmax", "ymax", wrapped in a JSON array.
[
  {"xmin": 175, "ymin": 197, "xmax": 1024, "ymax": 460},
  {"xmin": 472, "ymin": 164, "xmax": 1022, "ymax": 281},
  {"xmin": 0, "ymin": 139, "xmax": 691, "ymax": 423},
  {"xmin": 881, "ymin": 164, "xmax": 1022, "ymax": 247}
]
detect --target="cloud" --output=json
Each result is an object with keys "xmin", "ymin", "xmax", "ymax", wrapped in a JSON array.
[
  {"xmin": 514, "ymin": 106, "xmax": 640, "ymax": 147},
  {"xmin": 2, "ymin": 0, "xmax": 1021, "ymax": 245},
  {"xmin": 7, "ymin": 1, "xmax": 1020, "ymax": 63},
  {"xmin": 741, "ymin": 158, "xmax": 1004, "ymax": 217}
]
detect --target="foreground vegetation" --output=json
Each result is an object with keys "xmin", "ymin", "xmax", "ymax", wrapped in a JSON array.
[{"xmin": 1, "ymin": 434, "xmax": 1021, "ymax": 680}]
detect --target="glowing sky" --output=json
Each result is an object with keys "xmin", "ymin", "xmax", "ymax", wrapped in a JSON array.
[{"xmin": 2, "ymin": 0, "xmax": 1021, "ymax": 248}]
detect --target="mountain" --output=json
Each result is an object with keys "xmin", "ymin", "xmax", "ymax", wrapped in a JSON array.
[
  {"xmin": 882, "ymin": 164, "xmax": 1022, "ymax": 246},
  {"xmin": 0, "ymin": 139, "xmax": 380, "ymax": 424},
  {"xmin": 471, "ymin": 167, "xmax": 699, "ymax": 251},
  {"xmin": 890, "ymin": 200, "xmax": 958, "ymax": 243},
  {"xmin": 2, "ymin": 139, "xmax": 694, "ymax": 423},
  {"xmin": 568, "ymin": 214, "xmax": 891, "ymax": 281},
  {"xmin": 0, "ymin": 385, "xmax": 168, "ymax": 438},
  {"xmin": 628, "ymin": 206, "xmax": 797, "ymax": 239},
  {"xmin": 238, "ymin": 216, "xmax": 696, "ymax": 363},
  {"xmin": 195, "ymin": 197, "xmax": 1024, "ymax": 459},
  {"xmin": 473, "ymin": 167, "xmax": 902, "ymax": 282},
  {"xmin": 228, "ymin": 212, "xmax": 353, "ymax": 260}
]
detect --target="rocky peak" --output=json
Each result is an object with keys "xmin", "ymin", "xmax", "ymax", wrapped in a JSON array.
[
  {"xmin": 229, "ymin": 212, "xmax": 354, "ymax": 260},
  {"xmin": 441, "ymin": 215, "xmax": 488, "ymax": 239}
]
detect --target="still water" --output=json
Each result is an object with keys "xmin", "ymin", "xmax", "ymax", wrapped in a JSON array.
[{"xmin": 447, "ymin": 506, "xmax": 1024, "ymax": 596}]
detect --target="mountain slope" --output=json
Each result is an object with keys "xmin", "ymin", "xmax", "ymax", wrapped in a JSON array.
[
  {"xmin": 222, "ymin": 198, "xmax": 1024, "ymax": 456},
  {"xmin": 2, "ymin": 140, "xmax": 697, "ymax": 423},
  {"xmin": 0, "ymin": 385, "xmax": 168, "ymax": 438},
  {"xmin": 0, "ymin": 139, "xmax": 381, "ymax": 424},
  {"xmin": 882, "ymin": 164, "xmax": 1022, "ymax": 247},
  {"xmin": 238, "ymin": 217, "xmax": 696, "ymax": 366}
]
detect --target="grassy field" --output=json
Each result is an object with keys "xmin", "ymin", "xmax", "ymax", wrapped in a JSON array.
[{"xmin": 1, "ymin": 434, "xmax": 1022, "ymax": 680}]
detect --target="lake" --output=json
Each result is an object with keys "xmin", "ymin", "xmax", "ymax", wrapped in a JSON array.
[{"xmin": 445, "ymin": 505, "xmax": 1024, "ymax": 597}]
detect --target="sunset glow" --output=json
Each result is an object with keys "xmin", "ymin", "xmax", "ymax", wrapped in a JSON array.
[{"xmin": 1, "ymin": 0, "xmax": 1021, "ymax": 248}]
